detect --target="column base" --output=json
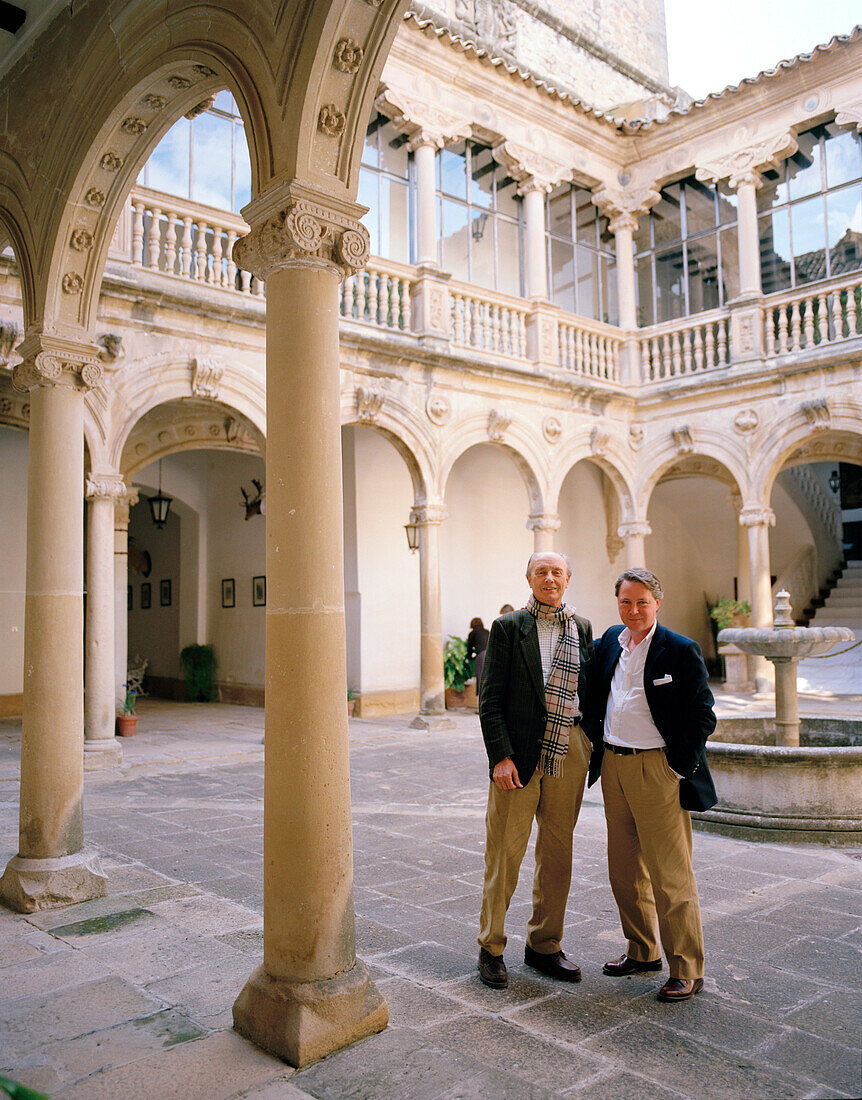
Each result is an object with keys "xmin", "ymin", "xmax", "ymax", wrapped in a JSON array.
[
  {"xmin": 0, "ymin": 849, "xmax": 108, "ymax": 913},
  {"xmin": 409, "ymin": 712, "xmax": 455, "ymax": 731},
  {"xmin": 84, "ymin": 738, "xmax": 123, "ymax": 770},
  {"xmin": 233, "ymin": 959, "xmax": 388, "ymax": 1068}
]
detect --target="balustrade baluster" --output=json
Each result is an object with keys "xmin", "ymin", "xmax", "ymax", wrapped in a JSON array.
[
  {"xmin": 848, "ymin": 287, "xmax": 860, "ymax": 337},
  {"xmin": 791, "ymin": 300, "xmax": 803, "ymax": 351},
  {"xmin": 830, "ymin": 290, "xmax": 842, "ymax": 341},
  {"xmin": 670, "ymin": 332, "xmax": 681, "ymax": 376},
  {"xmin": 489, "ymin": 305, "xmax": 500, "ymax": 352},
  {"xmin": 693, "ymin": 326, "xmax": 703, "ymax": 370},
  {"xmin": 240, "ymin": 269, "xmax": 251, "ymax": 294},
  {"xmin": 452, "ymin": 295, "xmax": 463, "ymax": 343},
  {"xmin": 648, "ymin": 337, "xmax": 657, "ymax": 379},
  {"xmin": 817, "ymin": 292, "xmax": 829, "ymax": 344},
  {"xmin": 225, "ymin": 230, "xmax": 237, "ymax": 289},
  {"xmin": 597, "ymin": 335, "xmax": 607, "ymax": 378},
  {"xmin": 659, "ymin": 334, "xmax": 669, "ymax": 377},
  {"xmin": 681, "ymin": 328, "xmax": 692, "ymax": 373},
  {"xmin": 179, "ymin": 217, "xmax": 194, "ymax": 278},
  {"xmin": 764, "ymin": 310, "xmax": 775, "ymax": 356},
  {"xmin": 704, "ymin": 324, "xmax": 715, "ymax": 368},
  {"xmin": 518, "ymin": 313, "xmax": 527, "ymax": 358},
  {"xmin": 164, "ymin": 214, "xmax": 177, "ymax": 275},
  {"xmin": 802, "ymin": 297, "xmax": 814, "ymax": 349},
  {"xmin": 777, "ymin": 306, "xmax": 789, "ymax": 354},
  {"xmin": 132, "ymin": 202, "xmax": 145, "ymax": 265},
  {"xmin": 146, "ymin": 208, "xmax": 161, "ymax": 269},
  {"xmin": 400, "ymin": 278, "xmax": 411, "ymax": 330},
  {"xmin": 368, "ymin": 270, "xmax": 380, "ymax": 323},
  {"xmin": 193, "ymin": 222, "xmax": 207, "ymax": 281},
  {"xmin": 717, "ymin": 320, "xmax": 728, "ymax": 364},
  {"xmin": 211, "ymin": 226, "xmax": 224, "ymax": 286}
]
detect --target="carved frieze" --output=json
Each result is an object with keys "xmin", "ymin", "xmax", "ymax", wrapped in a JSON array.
[
  {"xmin": 834, "ymin": 102, "xmax": 862, "ymax": 132},
  {"xmin": 739, "ymin": 506, "xmax": 776, "ymax": 528},
  {"xmin": 527, "ymin": 513, "xmax": 561, "ymax": 533},
  {"xmin": 618, "ymin": 521, "xmax": 652, "ymax": 540},
  {"xmin": 454, "ymin": 0, "xmax": 516, "ymax": 55},
  {"xmin": 410, "ymin": 503, "xmax": 447, "ymax": 526},
  {"xmin": 695, "ymin": 131, "xmax": 798, "ymax": 190},
  {"xmin": 191, "ymin": 356, "xmax": 225, "ymax": 399},
  {"xmin": 592, "ymin": 183, "xmax": 661, "ymax": 235},
  {"xmin": 488, "ymin": 409, "xmax": 511, "ymax": 442}
]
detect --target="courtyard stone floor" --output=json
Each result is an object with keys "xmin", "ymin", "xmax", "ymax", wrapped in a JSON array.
[{"xmin": 0, "ymin": 697, "xmax": 860, "ymax": 1099}]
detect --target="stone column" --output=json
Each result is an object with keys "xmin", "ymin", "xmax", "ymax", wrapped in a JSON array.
[
  {"xmin": 527, "ymin": 512, "xmax": 560, "ymax": 554},
  {"xmin": 0, "ymin": 339, "xmax": 108, "ymax": 912},
  {"xmin": 520, "ymin": 181, "xmax": 549, "ymax": 301},
  {"xmin": 409, "ymin": 504, "xmax": 453, "ymax": 731},
  {"xmin": 734, "ymin": 175, "xmax": 762, "ymax": 298},
  {"xmin": 230, "ymin": 183, "xmax": 386, "ymax": 1066},
  {"xmin": 84, "ymin": 473, "xmax": 126, "ymax": 770},
  {"xmin": 740, "ymin": 505, "xmax": 776, "ymax": 692},
  {"xmin": 114, "ymin": 489, "xmax": 138, "ymax": 708},
  {"xmin": 618, "ymin": 521, "xmax": 651, "ymax": 570},
  {"xmin": 412, "ymin": 137, "xmax": 438, "ymax": 267}
]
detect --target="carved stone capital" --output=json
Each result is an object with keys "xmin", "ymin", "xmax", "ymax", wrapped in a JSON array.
[
  {"xmin": 695, "ymin": 131, "xmax": 798, "ymax": 191},
  {"xmin": 492, "ymin": 140, "xmax": 570, "ymax": 194},
  {"xmin": 834, "ymin": 102, "xmax": 862, "ymax": 133},
  {"xmin": 86, "ymin": 473, "xmax": 127, "ymax": 503},
  {"xmin": 410, "ymin": 504, "xmax": 447, "ymax": 526},
  {"xmin": 527, "ymin": 513, "xmax": 561, "ymax": 534},
  {"xmin": 592, "ymin": 183, "xmax": 660, "ymax": 235},
  {"xmin": 12, "ymin": 336, "xmax": 103, "ymax": 393},
  {"xmin": 234, "ymin": 182, "xmax": 370, "ymax": 279},
  {"xmin": 376, "ymin": 87, "xmax": 471, "ymax": 151},
  {"xmin": 115, "ymin": 487, "xmax": 139, "ymax": 528},
  {"xmin": 618, "ymin": 521, "xmax": 651, "ymax": 540},
  {"xmin": 191, "ymin": 356, "xmax": 225, "ymax": 399},
  {"xmin": 739, "ymin": 506, "xmax": 775, "ymax": 528}
]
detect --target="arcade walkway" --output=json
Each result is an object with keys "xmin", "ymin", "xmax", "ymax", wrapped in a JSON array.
[{"xmin": 1, "ymin": 701, "xmax": 860, "ymax": 1099}]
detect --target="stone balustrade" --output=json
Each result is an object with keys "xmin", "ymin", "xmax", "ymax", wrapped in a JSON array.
[
  {"xmin": 764, "ymin": 272, "xmax": 862, "ymax": 356},
  {"xmin": 557, "ymin": 316, "xmax": 622, "ymax": 381},
  {"xmin": 340, "ymin": 260, "xmax": 414, "ymax": 332},
  {"xmin": 638, "ymin": 309, "xmax": 730, "ymax": 381},
  {"xmin": 448, "ymin": 281, "xmax": 528, "ymax": 360}
]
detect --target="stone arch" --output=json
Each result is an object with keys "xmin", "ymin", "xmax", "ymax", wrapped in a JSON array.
[
  {"xmin": 752, "ymin": 412, "xmax": 862, "ymax": 502},
  {"xmin": 340, "ymin": 389, "xmax": 435, "ymax": 506},
  {"xmin": 438, "ymin": 414, "xmax": 548, "ymax": 513},
  {"xmin": 0, "ymin": 162, "xmax": 37, "ymax": 332},
  {"xmin": 637, "ymin": 432, "xmax": 749, "ymax": 517},
  {"xmin": 549, "ymin": 433, "xmax": 637, "ymax": 523}
]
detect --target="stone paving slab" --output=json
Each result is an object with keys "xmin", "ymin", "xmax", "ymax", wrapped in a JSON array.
[{"xmin": 0, "ymin": 703, "xmax": 860, "ymax": 1099}]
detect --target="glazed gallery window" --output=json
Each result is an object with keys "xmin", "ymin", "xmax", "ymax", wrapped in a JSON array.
[
  {"xmin": 634, "ymin": 177, "xmax": 738, "ymax": 325},
  {"xmin": 357, "ymin": 112, "xmax": 412, "ymax": 264},
  {"xmin": 436, "ymin": 141, "xmax": 523, "ymax": 297},
  {"xmin": 758, "ymin": 122, "xmax": 862, "ymax": 293},
  {"xmin": 137, "ymin": 91, "xmax": 251, "ymax": 212},
  {"xmin": 546, "ymin": 184, "xmax": 618, "ymax": 324}
]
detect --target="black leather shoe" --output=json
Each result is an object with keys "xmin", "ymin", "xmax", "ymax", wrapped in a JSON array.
[
  {"xmin": 657, "ymin": 977, "xmax": 703, "ymax": 1002},
  {"xmin": 478, "ymin": 948, "xmax": 508, "ymax": 989},
  {"xmin": 603, "ymin": 954, "xmax": 663, "ymax": 977},
  {"xmin": 524, "ymin": 945, "xmax": 581, "ymax": 982}
]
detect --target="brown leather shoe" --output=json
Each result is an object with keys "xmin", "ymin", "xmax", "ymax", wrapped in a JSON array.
[
  {"xmin": 524, "ymin": 945, "xmax": 582, "ymax": 982},
  {"xmin": 478, "ymin": 948, "xmax": 508, "ymax": 989},
  {"xmin": 603, "ymin": 954, "xmax": 663, "ymax": 977},
  {"xmin": 657, "ymin": 977, "xmax": 703, "ymax": 1002}
]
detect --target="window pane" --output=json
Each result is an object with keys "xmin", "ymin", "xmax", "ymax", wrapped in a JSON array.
[
  {"xmin": 148, "ymin": 117, "xmax": 190, "ymax": 197},
  {"xmin": 550, "ymin": 238, "xmax": 575, "ymax": 312},
  {"xmin": 379, "ymin": 119, "xmax": 409, "ymax": 179},
  {"xmin": 654, "ymin": 246, "xmax": 685, "ymax": 321},
  {"xmin": 716, "ymin": 180, "xmax": 738, "ymax": 225},
  {"xmin": 759, "ymin": 209, "xmax": 792, "ymax": 293},
  {"xmin": 191, "ymin": 112, "xmax": 233, "ymax": 209},
  {"xmin": 470, "ymin": 211, "xmax": 495, "ymax": 289},
  {"xmin": 576, "ymin": 245, "xmax": 598, "ymax": 318},
  {"xmin": 826, "ymin": 184, "xmax": 862, "ymax": 277},
  {"xmin": 825, "ymin": 125, "xmax": 862, "ymax": 189},
  {"xmin": 379, "ymin": 178, "xmax": 409, "ymax": 262},
  {"xmin": 440, "ymin": 198, "xmax": 469, "ymax": 280},
  {"xmin": 684, "ymin": 179, "xmax": 719, "ymax": 234},
  {"xmin": 497, "ymin": 218, "xmax": 521, "ymax": 297},
  {"xmin": 602, "ymin": 255, "xmax": 618, "ymax": 325},
  {"xmin": 787, "ymin": 131, "xmax": 822, "ymax": 200},
  {"xmin": 496, "ymin": 174, "xmax": 520, "ymax": 219},
  {"xmin": 547, "ymin": 187, "xmax": 573, "ymax": 240},
  {"xmin": 719, "ymin": 225, "xmax": 740, "ymax": 300},
  {"xmin": 791, "ymin": 194, "xmax": 827, "ymax": 284},
  {"xmin": 575, "ymin": 188, "xmax": 598, "ymax": 247},
  {"xmin": 357, "ymin": 169, "xmax": 379, "ymax": 257},
  {"xmin": 362, "ymin": 114, "xmax": 380, "ymax": 168},
  {"xmin": 439, "ymin": 144, "xmax": 467, "ymax": 199},
  {"xmin": 652, "ymin": 184, "xmax": 683, "ymax": 248},
  {"xmin": 687, "ymin": 233, "xmax": 720, "ymax": 314},
  {"xmin": 234, "ymin": 127, "xmax": 252, "ymax": 211},
  {"xmin": 636, "ymin": 257, "xmax": 655, "ymax": 326},
  {"xmin": 470, "ymin": 145, "xmax": 495, "ymax": 210},
  {"xmin": 213, "ymin": 90, "xmax": 235, "ymax": 112}
]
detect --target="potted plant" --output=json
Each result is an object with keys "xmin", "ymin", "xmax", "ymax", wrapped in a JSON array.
[
  {"xmin": 347, "ymin": 686, "xmax": 357, "ymax": 717},
  {"xmin": 116, "ymin": 682, "xmax": 139, "ymax": 737},
  {"xmin": 706, "ymin": 597, "xmax": 751, "ymax": 678},
  {"xmin": 444, "ymin": 635, "xmax": 474, "ymax": 709},
  {"xmin": 179, "ymin": 644, "xmax": 218, "ymax": 702}
]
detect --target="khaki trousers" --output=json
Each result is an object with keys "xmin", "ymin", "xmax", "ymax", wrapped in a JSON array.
[
  {"xmin": 478, "ymin": 727, "xmax": 590, "ymax": 957},
  {"xmin": 601, "ymin": 747, "xmax": 704, "ymax": 979}
]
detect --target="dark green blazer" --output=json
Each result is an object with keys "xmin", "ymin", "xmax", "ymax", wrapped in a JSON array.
[{"xmin": 478, "ymin": 608, "xmax": 595, "ymax": 786}]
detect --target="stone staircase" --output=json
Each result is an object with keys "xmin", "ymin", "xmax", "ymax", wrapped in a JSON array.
[{"xmin": 797, "ymin": 561, "xmax": 862, "ymax": 694}]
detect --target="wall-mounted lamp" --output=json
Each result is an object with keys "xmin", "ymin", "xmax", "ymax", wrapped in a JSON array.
[
  {"xmin": 148, "ymin": 459, "xmax": 173, "ymax": 529},
  {"xmin": 404, "ymin": 519, "xmax": 420, "ymax": 553},
  {"xmin": 829, "ymin": 468, "xmax": 841, "ymax": 495},
  {"xmin": 471, "ymin": 212, "xmax": 489, "ymax": 242}
]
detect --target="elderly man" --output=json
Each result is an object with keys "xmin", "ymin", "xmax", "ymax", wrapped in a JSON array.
[
  {"xmin": 477, "ymin": 552, "xmax": 594, "ymax": 989},
  {"xmin": 588, "ymin": 568, "xmax": 717, "ymax": 1002}
]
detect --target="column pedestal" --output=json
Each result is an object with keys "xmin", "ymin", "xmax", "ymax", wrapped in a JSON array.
[{"xmin": 0, "ymin": 850, "xmax": 107, "ymax": 913}]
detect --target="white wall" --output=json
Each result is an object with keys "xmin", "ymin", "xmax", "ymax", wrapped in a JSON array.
[
  {"xmin": 127, "ymin": 497, "xmax": 181, "ymax": 678},
  {"xmin": 558, "ymin": 460, "xmax": 620, "ymax": 636},
  {"xmin": 441, "ymin": 444, "xmax": 532, "ymax": 640},
  {"xmin": 0, "ymin": 426, "xmax": 27, "ymax": 694}
]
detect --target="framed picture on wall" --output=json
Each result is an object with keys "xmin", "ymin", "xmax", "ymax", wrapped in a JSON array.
[
  {"xmin": 140, "ymin": 582, "xmax": 151, "ymax": 610},
  {"xmin": 221, "ymin": 578, "xmax": 235, "ymax": 608},
  {"xmin": 127, "ymin": 585, "xmax": 133, "ymax": 611},
  {"xmin": 252, "ymin": 575, "xmax": 266, "ymax": 606},
  {"xmin": 160, "ymin": 579, "xmax": 172, "ymax": 607}
]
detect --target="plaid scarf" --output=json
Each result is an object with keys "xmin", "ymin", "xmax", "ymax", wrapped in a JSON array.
[{"xmin": 527, "ymin": 595, "xmax": 581, "ymax": 778}]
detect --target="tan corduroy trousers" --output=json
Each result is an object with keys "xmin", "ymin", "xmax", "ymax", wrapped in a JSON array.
[
  {"xmin": 478, "ymin": 727, "xmax": 591, "ymax": 957},
  {"xmin": 601, "ymin": 747, "xmax": 704, "ymax": 979}
]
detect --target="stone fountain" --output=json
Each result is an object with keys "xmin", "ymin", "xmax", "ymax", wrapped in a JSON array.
[{"xmin": 696, "ymin": 591, "xmax": 862, "ymax": 843}]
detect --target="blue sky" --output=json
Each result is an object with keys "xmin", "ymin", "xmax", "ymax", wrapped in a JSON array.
[{"xmin": 665, "ymin": 0, "xmax": 862, "ymax": 101}]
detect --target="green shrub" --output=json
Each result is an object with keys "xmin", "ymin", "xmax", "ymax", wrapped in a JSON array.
[
  {"xmin": 179, "ymin": 644, "xmax": 218, "ymax": 702},
  {"xmin": 444, "ymin": 635, "xmax": 473, "ymax": 692}
]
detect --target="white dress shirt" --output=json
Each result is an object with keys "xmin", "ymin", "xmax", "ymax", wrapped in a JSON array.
[
  {"xmin": 536, "ymin": 616, "xmax": 563, "ymax": 684},
  {"xmin": 604, "ymin": 620, "xmax": 666, "ymax": 750}
]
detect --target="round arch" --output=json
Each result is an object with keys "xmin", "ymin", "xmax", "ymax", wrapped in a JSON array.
[
  {"xmin": 753, "ymin": 417, "xmax": 862, "ymax": 502},
  {"xmin": 636, "ymin": 433, "xmax": 748, "ymax": 516},
  {"xmin": 439, "ymin": 415, "xmax": 548, "ymax": 513},
  {"xmin": 549, "ymin": 433, "xmax": 637, "ymax": 522},
  {"xmin": 340, "ymin": 390, "xmax": 435, "ymax": 506}
]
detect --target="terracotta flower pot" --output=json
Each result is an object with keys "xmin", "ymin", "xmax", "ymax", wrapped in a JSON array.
[
  {"xmin": 116, "ymin": 714, "xmax": 139, "ymax": 737},
  {"xmin": 445, "ymin": 687, "xmax": 468, "ymax": 710},
  {"xmin": 347, "ymin": 698, "xmax": 356, "ymax": 716}
]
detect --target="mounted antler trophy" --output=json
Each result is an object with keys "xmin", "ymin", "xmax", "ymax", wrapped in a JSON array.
[{"xmin": 241, "ymin": 478, "xmax": 264, "ymax": 520}]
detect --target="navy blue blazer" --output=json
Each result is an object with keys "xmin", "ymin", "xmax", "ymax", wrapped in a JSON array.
[{"xmin": 584, "ymin": 622, "xmax": 718, "ymax": 812}]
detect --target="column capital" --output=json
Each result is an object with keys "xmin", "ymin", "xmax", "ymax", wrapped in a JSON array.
[
  {"xmin": 86, "ymin": 472, "xmax": 127, "ymax": 503},
  {"xmin": 591, "ymin": 182, "xmax": 660, "ymax": 235},
  {"xmin": 739, "ymin": 505, "xmax": 775, "ymax": 528},
  {"xmin": 410, "ymin": 504, "xmax": 447, "ymax": 526},
  {"xmin": 12, "ymin": 334, "xmax": 103, "ymax": 393},
  {"xmin": 695, "ymin": 130, "xmax": 797, "ymax": 191},
  {"xmin": 491, "ymin": 140, "xmax": 570, "ymax": 195},
  {"xmin": 835, "ymin": 101, "xmax": 862, "ymax": 134},
  {"xmin": 115, "ymin": 487, "xmax": 139, "ymax": 527},
  {"xmin": 527, "ymin": 512, "xmax": 561, "ymax": 533},
  {"xmin": 618, "ymin": 520, "xmax": 652, "ymax": 539},
  {"xmin": 375, "ymin": 87, "xmax": 471, "ymax": 152},
  {"xmin": 234, "ymin": 181, "xmax": 370, "ymax": 280}
]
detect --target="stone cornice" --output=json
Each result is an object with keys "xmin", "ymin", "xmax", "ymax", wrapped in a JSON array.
[
  {"xmin": 12, "ymin": 335, "xmax": 103, "ymax": 393},
  {"xmin": 695, "ymin": 131, "xmax": 798, "ymax": 190},
  {"xmin": 375, "ymin": 86, "xmax": 472, "ymax": 151},
  {"xmin": 591, "ymin": 182, "xmax": 660, "ymax": 234},
  {"xmin": 234, "ymin": 182, "xmax": 370, "ymax": 280}
]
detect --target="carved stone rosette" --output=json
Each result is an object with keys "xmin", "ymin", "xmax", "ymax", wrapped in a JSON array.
[
  {"xmin": 13, "ymin": 343, "xmax": 103, "ymax": 393},
  {"xmin": 233, "ymin": 188, "xmax": 370, "ymax": 280},
  {"xmin": 85, "ymin": 474, "xmax": 127, "ymax": 503}
]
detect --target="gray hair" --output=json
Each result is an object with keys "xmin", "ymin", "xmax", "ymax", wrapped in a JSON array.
[
  {"xmin": 526, "ymin": 552, "xmax": 572, "ymax": 579},
  {"xmin": 615, "ymin": 568, "xmax": 663, "ymax": 599}
]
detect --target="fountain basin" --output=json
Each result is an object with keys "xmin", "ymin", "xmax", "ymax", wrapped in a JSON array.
[
  {"xmin": 693, "ymin": 719, "xmax": 862, "ymax": 843},
  {"xmin": 718, "ymin": 625, "xmax": 854, "ymax": 659}
]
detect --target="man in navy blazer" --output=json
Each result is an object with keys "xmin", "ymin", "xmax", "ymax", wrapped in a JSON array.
[{"xmin": 585, "ymin": 568, "xmax": 716, "ymax": 1002}]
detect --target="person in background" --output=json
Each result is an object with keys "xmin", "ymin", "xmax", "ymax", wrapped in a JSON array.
[
  {"xmin": 499, "ymin": 604, "xmax": 514, "ymax": 614},
  {"xmin": 467, "ymin": 617, "xmax": 490, "ymax": 694}
]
